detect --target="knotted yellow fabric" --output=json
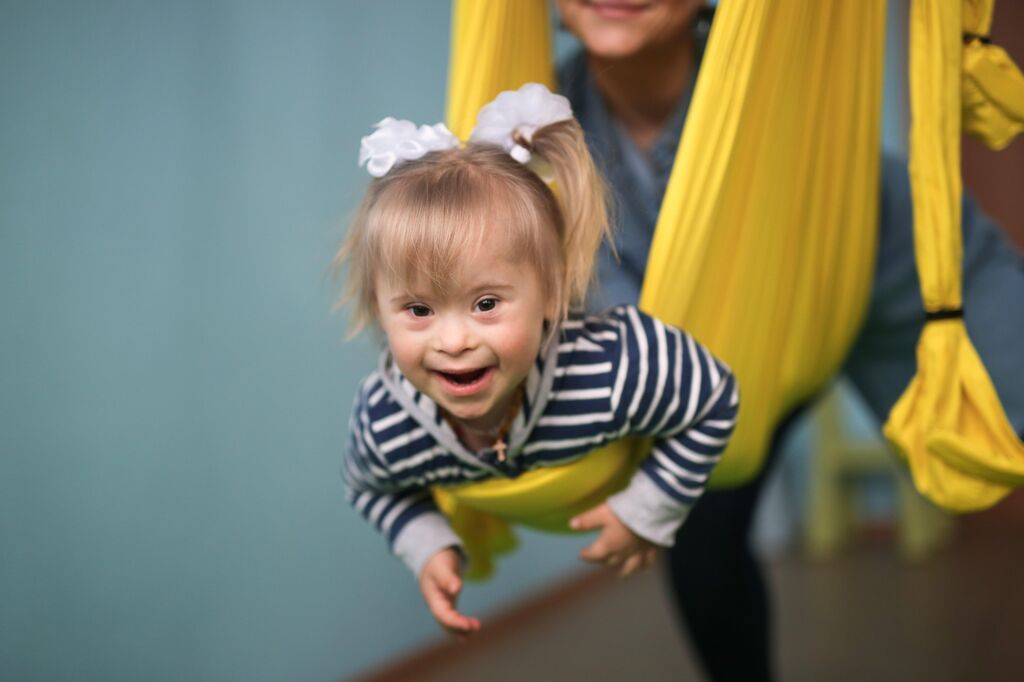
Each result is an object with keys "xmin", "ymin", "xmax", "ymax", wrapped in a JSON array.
[
  {"xmin": 436, "ymin": 0, "xmax": 888, "ymax": 578},
  {"xmin": 962, "ymin": 0, "xmax": 1024, "ymax": 150},
  {"xmin": 882, "ymin": 0, "xmax": 1024, "ymax": 511}
]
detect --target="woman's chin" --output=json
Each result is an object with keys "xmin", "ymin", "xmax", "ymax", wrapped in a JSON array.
[{"xmin": 580, "ymin": 31, "xmax": 649, "ymax": 60}]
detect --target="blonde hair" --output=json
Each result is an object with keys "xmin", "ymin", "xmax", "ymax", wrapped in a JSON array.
[{"xmin": 335, "ymin": 118, "xmax": 610, "ymax": 342}]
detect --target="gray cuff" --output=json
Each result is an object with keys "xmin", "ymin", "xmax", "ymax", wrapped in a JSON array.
[
  {"xmin": 391, "ymin": 511, "xmax": 465, "ymax": 578},
  {"xmin": 607, "ymin": 471, "xmax": 690, "ymax": 547}
]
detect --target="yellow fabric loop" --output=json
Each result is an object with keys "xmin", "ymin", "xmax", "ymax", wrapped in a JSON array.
[
  {"xmin": 963, "ymin": 0, "xmax": 1024, "ymax": 149},
  {"xmin": 432, "ymin": 440, "xmax": 645, "ymax": 580},
  {"xmin": 642, "ymin": 0, "xmax": 885, "ymax": 486},
  {"xmin": 881, "ymin": 0, "xmax": 1024, "ymax": 512},
  {"xmin": 883, "ymin": 322, "xmax": 1013, "ymax": 511},
  {"xmin": 436, "ymin": 440, "xmax": 647, "ymax": 531},
  {"xmin": 962, "ymin": 41, "xmax": 1024, "ymax": 150}
]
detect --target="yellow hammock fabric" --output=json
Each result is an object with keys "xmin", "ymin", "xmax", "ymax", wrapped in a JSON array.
[
  {"xmin": 446, "ymin": 0, "xmax": 555, "ymax": 138},
  {"xmin": 962, "ymin": 0, "xmax": 1024, "ymax": 150},
  {"xmin": 881, "ymin": 0, "xmax": 1024, "ymax": 512},
  {"xmin": 437, "ymin": 0, "xmax": 886, "ymax": 579}
]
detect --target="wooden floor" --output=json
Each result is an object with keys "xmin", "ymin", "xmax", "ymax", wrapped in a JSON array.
[{"xmin": 354, "ymin": 498, "xmax": 1024, "ymax": 682}]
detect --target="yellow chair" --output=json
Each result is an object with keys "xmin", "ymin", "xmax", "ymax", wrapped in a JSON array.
[{"xmin": 806, "ymin": 383, "xmax": 953, "ymax": 561}]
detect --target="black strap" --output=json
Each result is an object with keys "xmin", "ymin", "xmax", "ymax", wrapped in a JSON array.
[{"xmin": 925, "ymin": 308, "xmax": 964, "ymax": 322}]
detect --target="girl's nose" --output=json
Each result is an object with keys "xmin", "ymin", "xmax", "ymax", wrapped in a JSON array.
[{"xmin": 433, "ymin": 316, "xmax": 476, "ymax": 355}]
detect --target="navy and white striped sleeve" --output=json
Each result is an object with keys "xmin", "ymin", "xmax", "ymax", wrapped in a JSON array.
[
  {"xmin": 605, "ymin": 307, "xmax": 739, "ymax": 546},
  {"xmin": 341, "ymin": 378, "xmax": 462, "ymax": 577}
]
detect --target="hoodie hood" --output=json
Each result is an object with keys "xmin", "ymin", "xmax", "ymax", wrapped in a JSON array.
[{"xmin": 376, "ymin": 335, "xmax": 562, "ymax": 477}]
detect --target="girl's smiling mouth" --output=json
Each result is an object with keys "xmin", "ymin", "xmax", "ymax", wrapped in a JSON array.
[{"xmin": 433, "ymin": 367, "xmax": 494, "ymax": 396}]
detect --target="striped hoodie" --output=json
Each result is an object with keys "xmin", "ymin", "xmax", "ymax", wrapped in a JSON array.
[{"xmin": 343, "ymin": 305, "xmax": 739, "ymax": 576}]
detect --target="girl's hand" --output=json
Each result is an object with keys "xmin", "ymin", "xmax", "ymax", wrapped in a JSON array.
[
  {"xmin": 419, "ymin": 548, "xmax": 481, "ymax": 638},
  {"xmin": 570, "ymin": 503, "xmax": 660, "ymax": 577}
]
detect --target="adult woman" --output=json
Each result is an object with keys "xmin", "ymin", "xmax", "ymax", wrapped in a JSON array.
[{"xmin": 555, "ymin": 1, "xmax": 1024, "ymax": 679}]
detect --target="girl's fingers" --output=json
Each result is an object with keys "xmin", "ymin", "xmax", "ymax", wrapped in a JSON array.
[
  {"xmin": 423, "ymin": 575, "xmax": 479, "ymax": 635},
  {"xmin": 569, "ymin": 505, "xmax": 609, "ymax": 532},
  {"xmin": 618, "ymin": 553, "xmax": 644, "ymax": 577},
  {"xmin": 427, "ymin": 590, "xmax": 479, "ymax": 634},
  {"xmin": 579, "ymin": 538, "xmax": 609, "ymax": 562}
]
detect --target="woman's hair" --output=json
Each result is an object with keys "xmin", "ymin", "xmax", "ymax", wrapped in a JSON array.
[{"xmin": 335, "ymin": 118, "xmax": 610, "ymax": 342}]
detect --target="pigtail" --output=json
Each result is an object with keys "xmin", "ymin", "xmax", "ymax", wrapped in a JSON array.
[{"xmin": 527, "ymin": 119, "xmax": 612, "ymax": 317}]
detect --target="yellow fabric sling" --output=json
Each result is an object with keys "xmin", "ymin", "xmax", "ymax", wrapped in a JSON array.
[
  {"xmin": 434, "ymin": 0, "xmax": 1024, "ymax": 577},
  {"xmin": 882, "ymin": 0, "xmax": 1024, "ymax": 512},
  {"xmin": 436, "ymin": 0, "xmax": 886, "ymax": 578},
  {"xmin": 640, "ymin": 0, "xmax": 884, "ymax": 486}
]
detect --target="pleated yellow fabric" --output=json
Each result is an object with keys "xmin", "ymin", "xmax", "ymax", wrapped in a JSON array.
[
  {"xmin": 445, "ymin": 0, "xmax": 555, "ymax": 141},
  {"xmin": 434, "ymin": 0, "xmax": 889, "ymax": 577},
  {"xmin": 881, "ymin": 0, "xmax": 1024, "ymax": 512},
  {"xmin": 643, "ymin": 0, "xmax": 886, "ymax": 485}
]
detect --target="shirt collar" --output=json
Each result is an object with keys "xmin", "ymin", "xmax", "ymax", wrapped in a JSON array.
[
  {"xmin": 376, "ymin": 330, "xmax": 561, "ymax": 463},
  {"xmin": 560, "ymin": 14, "xmax": 710, "ymax": 191}
]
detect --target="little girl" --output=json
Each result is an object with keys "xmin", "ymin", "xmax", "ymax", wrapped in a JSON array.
[{"xmin": 338, "ymin": 84, "xmax": 739, "ymax": 636}]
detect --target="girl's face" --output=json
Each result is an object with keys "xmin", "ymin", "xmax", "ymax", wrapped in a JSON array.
[{"xmin": 375, "ymin": 236, "xmax": 554, "ymax": 436}]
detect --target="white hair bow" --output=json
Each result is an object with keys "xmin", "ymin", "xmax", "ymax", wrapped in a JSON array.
[
  {"xmin": 358, "ymin": 84, "xmax": 573, "ymax": 176},
  {"xmin": 358, "ymin": 117, "xmax": 460, "ymax": 178},
  {"xmin": 469, "ymin": 83, "xmax": 573, "ymax": 164}
]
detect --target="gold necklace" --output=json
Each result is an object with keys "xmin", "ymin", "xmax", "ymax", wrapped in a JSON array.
[{"xmin": 492, "ymin": 385, "xmax": 523, "ymax": 463}]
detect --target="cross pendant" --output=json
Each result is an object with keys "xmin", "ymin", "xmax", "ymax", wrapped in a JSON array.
[{"xmin": 494, "ymin": 439, "xmax": 507, "ymax": 463}]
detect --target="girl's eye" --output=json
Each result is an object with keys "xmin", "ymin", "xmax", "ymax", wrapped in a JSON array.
[
  {"xmin": 476, "ymin": 297, "xmax": 498, "ymax": 313},
  {"xmin": 407, "ymin": 304, "xmax": 432, "ymax": 318}
]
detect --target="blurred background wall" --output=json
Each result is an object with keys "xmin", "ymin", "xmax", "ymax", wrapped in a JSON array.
[
  {"xmin": 0, "ymin": 3, "xmax": 597, "ymax": 680},
  {"xmin": 2, "ymin": 2, "xmax": 1020, "ymax": 681}
]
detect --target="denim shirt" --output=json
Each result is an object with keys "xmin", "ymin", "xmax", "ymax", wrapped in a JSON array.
[{"xmin": 558, "ymin": 23, "xmax": 708, "ymax": 310}]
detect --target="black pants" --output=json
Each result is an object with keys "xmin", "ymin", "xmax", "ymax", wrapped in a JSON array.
[{"xmin": 664, "ymin": 408, "xmax": 805, "ymax": 682}]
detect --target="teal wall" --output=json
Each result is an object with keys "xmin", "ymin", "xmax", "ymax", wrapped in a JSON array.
[
  {"xmin": 1, "ymin": 2, "xmax": 910, "ymax": 681},
  {"xmin": 0, "ymin": 3, "xmax": 589, "ymax": 680}
]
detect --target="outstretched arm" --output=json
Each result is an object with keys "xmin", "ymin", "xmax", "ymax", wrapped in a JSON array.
[
  {"xmin": 588, "ymin": 308, "xmax": 739, "ymax": 558},
  {"xmin": 342, "ymin": 383, "xmax": 464, "ymax": 578}
]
